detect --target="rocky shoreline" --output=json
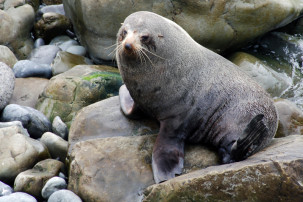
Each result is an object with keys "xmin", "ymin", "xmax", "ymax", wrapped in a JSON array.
[{"xmin": 0, "ymin": 0, "xmax": 303, "ymax": 201}]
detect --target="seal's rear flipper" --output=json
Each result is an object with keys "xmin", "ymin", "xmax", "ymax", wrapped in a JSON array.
[
  {"xmin": 231, "ymin": 114, "xmax": 269, "ymax": 162},
  {"xmin": 152, "ymin": 124, "xmax": 185, "ymax": 183},
  {"xmin": 119, "ymin": 84, "xmax": 145, "ymax": 119}
]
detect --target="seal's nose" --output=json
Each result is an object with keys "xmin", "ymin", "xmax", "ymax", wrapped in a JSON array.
[{"xmin": 125, "ymin": 43, "xmax": 132, "ymax": 50}]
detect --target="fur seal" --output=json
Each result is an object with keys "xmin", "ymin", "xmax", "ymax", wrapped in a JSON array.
[{"xmin": 116, "ymin": 11, "xmax": 278, "ymax": 183}]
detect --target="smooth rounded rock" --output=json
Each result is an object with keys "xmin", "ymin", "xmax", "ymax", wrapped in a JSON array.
[
  {"xmin": 52, "ymin": 116, "xmax": 68, "ymax": 140},
  {"xmin": 0, "ymin": 62, "xmax": 15, "ymax": 110},
  {"xmin": 0, "ymin": 45, "xmax": 18, "ymax": 68},
  {"xmin": 57, "ymin": 39, "xmax": 78, "ymax": 51},
  {"xmin": 66, "ymin": 45, "xmax": 86, "ymax": 56},
  {"xmin": 0, "ymin": 192, "xmax": 37, "ymax": 202},
  {"xmin": 48, "ymin": 190, "xmax": 82, "ymax": 202},
  {"xmin": 40, "ymin": 132, "xmax": 68, "ymax": 162},
  {"xmin": 29, "ymin": 45, "xmax": 61, "ymax": 65},
  {"xmin": 41, "ymin": 177, "xmax": 67, "ymax": 199},
  {"xmin": 0, "ymin": 181, "xmax": 13, "ymax": 196},
  {"xmin": 13, "ymin": 60, "xmax": 52, "ymax": 79},
  {"xmin": 38, "ymin": 4, "xmax": 65, "ymax": 18},
  {"xmin": 49, "ymin": 35, "xmax": 71, "ymax": 46},
  {"xmin": 0, "ymin": 104, "xmax": 52, "ymax": 139}
]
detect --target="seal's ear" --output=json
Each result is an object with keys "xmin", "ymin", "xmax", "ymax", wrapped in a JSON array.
[{"xmin": 121, "ymin": 23, "xmax": 124, "ymax": 25}]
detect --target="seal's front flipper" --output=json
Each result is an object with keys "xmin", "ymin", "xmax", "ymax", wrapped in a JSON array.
[
  {"xmin": 119, "ymin": 84, "xmax": 145, "ymax": 119},
  {"xmin": 152, "ymin": 125, "xmax": 185, "ymax": 183},
  {"xmin": 231, "ymin": 114, "xmax": 269, "ymax": 162}
]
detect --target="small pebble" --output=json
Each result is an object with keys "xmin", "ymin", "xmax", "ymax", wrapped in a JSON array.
[
  {"xmin": 0, "ymin": 181, "xmax": 13, "ymax": 196},
  {"xmin": 48, "ymin": 189, "xmax": 82, "ymax": 202},
  {"xmin": 41, "ymin": 177, "xmax": 67, "ymax": 199},
  {"xmin": 52, "ymin": 116, "xmax": 68, "ymax": 140}
]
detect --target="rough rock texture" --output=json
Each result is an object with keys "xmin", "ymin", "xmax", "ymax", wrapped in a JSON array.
[
  {"xmin": 36, "ymin": 65, "xmax": 123, "ymax": 126},
  {"xmin": 143, "ymin": 135, "xmax": 303, "ymax": 201},
  {"xmin": 275, "ymin": 99, "xmax": 303, "ymax": 137},
  {"xmin": 63, "ymin": 0, "xmax": 303, "ymax": 62},
  {"xmin": 0, "ymin": 62, "xmax": 15, "ymax": 110},
  {"xmin": 9, "ymin": 77, "xmax": 49, "ymax": 108},
  {"xmin": 0, "ymin": 126, "xmax": 50, "ymax": 184},
  {"xmin": 68, "ymin": 96, "xmax": 159, "ymax": 153},
  {"xmin": 0, "ymin": 121, "xmax": 30, "ymax": 137},
  {"xmin": 14, "ymin": 159, "xmax": 64, "ymax": 199},
  {"xmin": 68, "ymin": 135, "xmax": 219, "ymax": 202}
]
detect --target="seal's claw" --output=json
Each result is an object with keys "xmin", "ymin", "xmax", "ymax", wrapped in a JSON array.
[
  {"xmin": 119, "ymin": 84, "xmax": 145, "ymax": 119},
  {"xmin": 152, "ymin": 142, "xmax": 184, "ymax": 183}
]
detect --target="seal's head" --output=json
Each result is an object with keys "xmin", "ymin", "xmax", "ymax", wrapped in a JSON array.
[{"xmin": 116, "ymin": 12, "xmax": 166, "ymax": 63}]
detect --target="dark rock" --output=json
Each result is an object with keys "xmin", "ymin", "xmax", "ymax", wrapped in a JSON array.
[
  {"xmin": 34, "ymin": 12, "xmax": 72, "ymax": 43},
  {"xmin": 0, "ymin": 104, "xmax": 52, "ymax": 139}
]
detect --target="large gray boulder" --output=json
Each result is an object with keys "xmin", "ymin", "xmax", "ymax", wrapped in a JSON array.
[
  {"xmin": 63, "ymin": 0, "xmax": 303, "ymax": 62},
  {"xmin": 68, "ymin": 96, "xmax": 159, "ymax": 153},
  {"xmin": 68, "ymin": 135, "xmax": 219, "ymax": 202}
]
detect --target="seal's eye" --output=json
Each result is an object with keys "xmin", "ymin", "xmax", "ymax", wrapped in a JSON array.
[
  {"xmin": 123, "ymin": 30, "xmax": 127, "ymax": 36},
  {"xmin": 141, "ymin": 35, "xmax": 150, "ymax": 43}
]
